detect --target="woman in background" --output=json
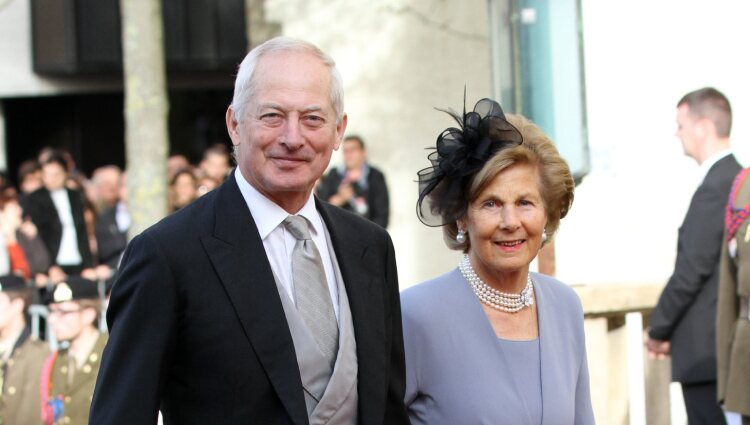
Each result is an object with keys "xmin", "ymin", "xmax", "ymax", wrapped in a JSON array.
[{"xmin": 169, "ymin": 168, "xmax": 198, "ymax": 212}]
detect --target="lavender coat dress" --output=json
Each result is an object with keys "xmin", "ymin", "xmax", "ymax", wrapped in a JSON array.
[{"xmin": 402, "ymin": 269, "xmax": 595, "ymax": 425}]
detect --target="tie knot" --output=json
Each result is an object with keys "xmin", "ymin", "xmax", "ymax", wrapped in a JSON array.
[{"xmin": 283, "ymin": 215, "xmax": 312, "ymax": 240}]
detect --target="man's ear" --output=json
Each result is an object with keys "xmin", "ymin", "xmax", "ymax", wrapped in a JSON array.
[
  {"xmin": 226, "ymin": 107, "xmax": 240, "ymax": 147},
  {"xmin": 333, "ymin": 113, "xmax": 348, "ymax": 151}
]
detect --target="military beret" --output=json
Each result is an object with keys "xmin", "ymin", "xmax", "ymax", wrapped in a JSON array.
[
  {"xmin": 46, "ymin": 275, "xmax": 99, "ymax": 304},
  {"xmin": 0, "ymin": 274, "xmax": 27, "ymax": 292}
]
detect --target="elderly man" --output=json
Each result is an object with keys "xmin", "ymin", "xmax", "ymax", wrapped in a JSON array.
[
  {"xmin": 91, "ymin": 165, "xmax": 129, "ymax": 284},
  {"xmin": 89, "ymin": 37, "xmax": 409, "ymax": 425}
]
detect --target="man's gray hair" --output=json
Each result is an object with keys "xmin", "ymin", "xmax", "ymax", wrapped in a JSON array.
[{"xmin": 230, "ymin": 37, "xmax": 345, "ymax": 124}]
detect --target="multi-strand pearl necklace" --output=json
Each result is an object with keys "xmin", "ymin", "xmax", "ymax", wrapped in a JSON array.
[{"xmin": 459, "ymin": 254, "xmax": 534, "ymax": 313}]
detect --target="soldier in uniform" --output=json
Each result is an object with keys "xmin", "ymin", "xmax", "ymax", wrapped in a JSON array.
[
  {"xmin": 0, "ymin": 274, "xmax": 49, "ymax": 425},
  {"xmin": 719, "ymin": 167, "xmax": 750, "ymax": 425},
  {"xmin": 41, "ymin": 276, "xmax": 106, "ymax": 425}
]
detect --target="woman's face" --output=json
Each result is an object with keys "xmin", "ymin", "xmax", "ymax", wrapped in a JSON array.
[
  {"xmin": 173, "ymin": 173, "xmax": 197, "ymax": 205},
  {"xmin": 459, "ymin": 163, "xmax": 548, "ymax": 284}
]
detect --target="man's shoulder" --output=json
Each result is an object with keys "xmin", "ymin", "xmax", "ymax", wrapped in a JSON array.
[
  {"xmin": 25, "ymin": 187, "xmax": 50, "ymax": 203},
  {"xmin": 367, "ymin": 165, "xmax": 386, "ymax": 179},
  {"xmin": 319, "ymin": 200, "xmax": 387, "ymax": 237},
  {"xmin": 705, "ymin": 154, "xmax": 742, "ymax": 188},
  {"xmin": 16, "ymin": 337, "xmax": 50, "ymax": 360}
]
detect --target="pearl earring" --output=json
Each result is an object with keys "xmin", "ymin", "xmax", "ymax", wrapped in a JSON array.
[
  {"xmin": 456, "ymin": 229, "xmax": 467, "ymax": 244},
  {"xmin": 541, "ymin": 230, "xmax": 548, "ymax": 243}
]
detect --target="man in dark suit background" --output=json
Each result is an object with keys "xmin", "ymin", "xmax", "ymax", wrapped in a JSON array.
[
  {"xmin": 316, "ymin": 135, "xmax": 390, "ymax": 228},
  {"xmin": 646, "ymin": 87, "xmax": 740, "ymax": 425},
  {"xmin": 23, "ymin": 151, "xmax": 94, "ymax": 281},
  {"xmin": 89, "ymin": 37, "xmax": 409, "ymax": 425},
  {"xmin": 93, "ymin": 166, "xmax": 129, "ymax": 270}
]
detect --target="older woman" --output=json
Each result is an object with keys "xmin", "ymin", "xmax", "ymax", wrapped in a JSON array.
[{"xmin": 402, "ymin": 98, "xmax": 594, "ymax": 425}]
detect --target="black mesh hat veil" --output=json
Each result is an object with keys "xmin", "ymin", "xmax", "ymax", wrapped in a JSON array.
[{"xmin": 416, "ymin": 98, "xmax": 523, "ymax": 226}]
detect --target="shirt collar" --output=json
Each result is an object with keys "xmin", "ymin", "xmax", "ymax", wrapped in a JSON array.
[
  {"xmin": 233, "ymin": 168, "xmax": 322, "ymax": 239},
  {"xmin": 697, "ymin": 149, "xmax": 731, "ymax": 184}
]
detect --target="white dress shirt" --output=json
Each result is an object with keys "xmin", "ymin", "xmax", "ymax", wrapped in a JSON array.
[
  {"xmin": 49, "ymin": 188, "xmax": 83, "ymax": 266},
  {"xmin": 234, "ymin": 169, "xmax": 340, "ymax": 321},
  {"xmin": 115, "ymin": 201, "xmax": 131, "ymax": 233}
]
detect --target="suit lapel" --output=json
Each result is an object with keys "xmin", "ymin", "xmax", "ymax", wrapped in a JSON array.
[
  {"xmin": 200, "ymin": 178, "xmax": 308, "ymax": 425},
  {"xmin": 317, "ymin": 201, "xmax": 386, "ymax": 424}
]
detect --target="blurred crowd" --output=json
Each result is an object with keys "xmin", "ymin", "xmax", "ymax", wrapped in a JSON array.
[{"xmin": 0, "ymin": 143, "xmax": 233, "ymax": 305}]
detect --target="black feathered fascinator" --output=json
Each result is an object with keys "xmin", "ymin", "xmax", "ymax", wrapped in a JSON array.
[{"xmin": 416, "ymin": 97, "xmax": 523, "ymax": 226}]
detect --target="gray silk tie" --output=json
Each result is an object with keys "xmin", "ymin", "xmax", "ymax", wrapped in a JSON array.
[{"xmin": 283, "ymin": 215, "xmax": 339, "ymax": 365}]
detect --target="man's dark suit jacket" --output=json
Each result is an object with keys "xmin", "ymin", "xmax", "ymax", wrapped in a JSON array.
[
  {"xmin": 316, "ymin": 165, "xmax": 390, "ymax": 228},
  {"xmin": 89, "ymin": 174, "xmax": 409, "ymax": 425},
  {"xmin": 95, "ymin": 205, "xmax": 128, "ymax": 269},
  {"xmin": 649, "ymin": 154, "xmax": 742, "ymax": 383},
  {"xmin": 22, "ymin": 187, "xmax": 93, "ymax": 269}
]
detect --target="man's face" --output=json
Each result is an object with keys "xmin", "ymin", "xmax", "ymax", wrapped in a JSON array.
[
  {"xmin": 342, "ymin": 139, "xmax": 366, "ymax": 171},
  {"xmin": 227, "ymin": 51, "xmax": 347, "ymax": 208},
  {"xmin": 675, "ymin": 104, "xmax": 702, "ymax": 160},
  {"xmin": 41, "ymin": 162, "xmax": 68, "ymax": 191},
  {"xmin": 96, "ymin": 170, "xmax": 122, "ymax": 206},
  {"xmin": 47, "ymin": 301, "xmax": 92, "ymax": 342},
  {"xmin": 201, "ymin": 152, "xmax": 230, "ymax": 181}
]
